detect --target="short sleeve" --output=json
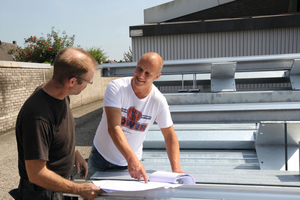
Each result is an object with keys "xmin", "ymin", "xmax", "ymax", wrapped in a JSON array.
[
  {"xmin": 103, "ymin": 80, "xmax": 122, "ymax": 108},
  {"xmin": 155, "ymin": 97, "xmax": 173, "ymax": 129},
  {"xmin": 22, "ymin": 119, "xmax": 52, "ymax": 161}
]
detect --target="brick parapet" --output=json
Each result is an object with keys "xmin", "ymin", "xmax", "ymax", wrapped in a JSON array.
[{"xmin": 0, "ymin": 61, "xmax": 115, "ymax": 135}]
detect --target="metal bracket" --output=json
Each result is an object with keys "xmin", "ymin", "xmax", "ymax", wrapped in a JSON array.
[
  {"xmin": 255, "ymin": 121, "xmax": 300, "ymax": 171},
  {"xmin": 178, "ymin": 74, "xmax": 188, "ymax": 92},
  {"xmin": 211, "ymin": 62, "xmax": 236, "ymax": 92},
  {"xmin": 289, "ymin": 59, "xmax": 300, "ymax": 90},
  {"xmin": 188, "ymin": 74, "xmax": 200, "ymax": 92}
]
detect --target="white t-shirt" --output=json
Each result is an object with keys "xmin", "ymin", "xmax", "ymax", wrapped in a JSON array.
[{"xmin": 93, "ymin": 77, "xmax": 173, "ymax": 166}]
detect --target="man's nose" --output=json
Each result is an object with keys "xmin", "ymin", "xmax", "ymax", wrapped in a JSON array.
[{"xmin": 138, "ymin": 71, "xmax": 145, "ymax": 79}]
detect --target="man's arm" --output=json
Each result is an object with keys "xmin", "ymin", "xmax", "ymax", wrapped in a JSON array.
[
  {"xmin": 105, "ymin": 106, "xmax": 148, "ymax": 183},
  {"xmin": 161, "ymin": 125, "xmax": 186, "ymax": 174},
  {"xmin": 25, "ymin": 159, "xmax": 102, "ymax": 199}
]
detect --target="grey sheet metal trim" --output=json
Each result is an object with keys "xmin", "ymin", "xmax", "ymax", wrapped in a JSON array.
[
  {"xmin": 144, "ymin": 130, "xmax": 256, "ymax": 149},
  {"xmin": 156, "ymin": 70, "xmax": 288, "ymax": 82},
  {"xmin": 149, "ymin": 123, "xmax": 258, "ymax": 131},
  {"xmin": 168, "ymin": 104, "xmax": 300, "ymax": 123},
  {"xmin": 164, "ymin": 91, "xmax": 300, "ymax": 105},
  {"xmin": 130, "ymin": 13, "xmax": 300, "ymax": 37},
  {"xmin": 94, "ymin": 183, "xmax": 300, "ymax": 200},
  {"xmin": 98, "ymin": 53, "xmax": 300, "ymax": 77},
  {"xmin": 169, "ymin": 102, "xmax": 300, "ymax": 112},
  {"xmin": 290, "ymin": 59, "xmax": 300, "ymax": 90}
]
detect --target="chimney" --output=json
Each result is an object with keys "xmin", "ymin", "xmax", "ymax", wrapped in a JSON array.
[{"xmin": 13, "ymin": 41, "xmax": 17, "ymax": 45}]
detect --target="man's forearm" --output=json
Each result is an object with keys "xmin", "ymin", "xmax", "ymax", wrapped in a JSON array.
[
  {"xmin": 161, "ymin": 126, "xmax": 182, "ymax": 172},
  {"xmin": 108, "ymin": 126, "xmax": 137, "ymax": 162},
  {"xmin": 26, "ymin": 161, "xmax": 101, "ymax": 199},
  {"xmin": 27, "ymin": 163, "xmax": 80, "ymax": 194},
  {"xmin": 165, "ymin": 136, "xmax": 182, "ymax": 172}
]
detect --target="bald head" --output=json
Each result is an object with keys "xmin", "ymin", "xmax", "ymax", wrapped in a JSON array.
[
  {"xmin": 138, "ymin": 52, "xmax": 163, "ymax": 75},
  {"xmin": 52, "ymin": 47, "xmax": 97, "ymax": 84}
]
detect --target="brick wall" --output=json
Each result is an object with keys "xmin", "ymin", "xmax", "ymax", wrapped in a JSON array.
[{"xmin": 0, "ymin": 61, "xmax": 116, "ymax": 135}]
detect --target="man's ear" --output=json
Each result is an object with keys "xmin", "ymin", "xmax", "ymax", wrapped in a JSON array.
[
  {"xmin": 69, "ymin": 77, "xmax": 77, "ymax": 87},
  {"xmin": 155, "ymin": 73, "xmax": 161, "ymax": 80}
]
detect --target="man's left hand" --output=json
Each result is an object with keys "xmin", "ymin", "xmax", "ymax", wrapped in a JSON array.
[{"xmin": 75, "ymin": 148, "xmax": 88, "ymax": 179}]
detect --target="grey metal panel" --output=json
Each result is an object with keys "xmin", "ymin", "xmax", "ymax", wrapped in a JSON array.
[
  {"xmin": 144, "ymin": 130, "xmax": 255, "ymax": 149},
  {"xmin": 170, "ymin": 102, "xmax": 300, "ymax": 112},
  {"xmin": 144, "ymin": 123, "xmax": 257, "ymax": 150},
  {"xmin": 211, "ymin": 62, "xmax": 236, "ymax": 92},
  {"xmin": 171, "ymin": 110, "xmax": 300, "ymax": 123},
  {"xmin": 255, "ymin": 122, "xmax": 285, "ymax": 146},
  {"xmin": 155, "ymin": 69, "xmax": 288, "ymax": 86},
  {"xmin": 168, "ymin": 102, "xmax": 300, "ymax": 123},
  {"xmin": 100, "ymin": 53, "xmax": 300, "ymax": 77},
  {"xmin": 164, "ymin": 90, "xmax": 300, "ymax": 105},
  {"xmin": 255, "ymin": 122, "xmax": 300, "ymax": 171},
  {"xmin": 93, "ymin": 183, "xmax": 300, "ymax": 200},
  {"xmin": 149, "ymin": 123, "xmax": 258, "ymax": 131},
  {"xmin": 89, "ymin": 149, "xmax": 300, "ymax": 199},
  {"xmin": 290, "ymin": 59, "xmax": 300, "ymax": 90},
  {"xmin": 132, "ymin": 27, "xmax": 300, "ymax": 62},
  {"xmin": 143, "ymin": 123, "xmax": 258, "ymax": 149}
]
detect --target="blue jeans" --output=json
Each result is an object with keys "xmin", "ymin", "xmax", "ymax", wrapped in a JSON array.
[{"xmin": 87, "ymin": 145, "xmax": 127, "ymax": 179}]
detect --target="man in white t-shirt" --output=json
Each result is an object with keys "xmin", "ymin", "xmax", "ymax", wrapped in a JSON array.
[{"xmin": 87, "ymin": 52, "xmax": 186, "ymax": 182}]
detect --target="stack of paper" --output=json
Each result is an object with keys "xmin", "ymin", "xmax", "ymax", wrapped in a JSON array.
[
  {"xmin": 149, "ymin": 171, "xmax": 195, "ymax": 185},
  {"xmin": 92, "ymin": 171, "xmax": 195, "ymax": 193}
]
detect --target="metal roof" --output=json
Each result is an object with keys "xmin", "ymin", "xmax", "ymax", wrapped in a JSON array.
[{"xmin": 86, "ymin": 54, "xmax": 300, "ymax": 200}]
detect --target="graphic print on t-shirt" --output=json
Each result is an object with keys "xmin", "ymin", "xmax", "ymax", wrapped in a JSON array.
[{"xmin": 121, "ymin": 106, "xmax": 151, "ymax": 132}]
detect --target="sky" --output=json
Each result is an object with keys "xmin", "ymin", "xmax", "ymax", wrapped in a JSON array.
[{"xmin": 1, "ymin": 0, "xmax": 172, "ymax": 61}]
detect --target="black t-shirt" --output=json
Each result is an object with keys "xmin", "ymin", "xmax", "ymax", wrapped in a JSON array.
[{"xmin": 16, "ymin": 87, "xmax": 75, "ymax": 179}]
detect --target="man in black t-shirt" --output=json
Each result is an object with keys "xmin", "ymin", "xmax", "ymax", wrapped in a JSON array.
[{"xmin": 15, "ymin": 47, "xmax": 103, "ymax": 200}]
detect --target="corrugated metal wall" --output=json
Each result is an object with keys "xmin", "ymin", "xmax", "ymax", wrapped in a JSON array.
[{"xmin": 132, "ymin": 27, "xmax": 300, "ymax": 61}]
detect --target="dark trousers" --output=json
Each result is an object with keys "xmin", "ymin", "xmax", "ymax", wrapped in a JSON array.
[{"xmin": 17, "ymin": 178, "xmax": 64, "ymax": 200}]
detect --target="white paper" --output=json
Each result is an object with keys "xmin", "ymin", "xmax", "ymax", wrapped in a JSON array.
[
  {"xmin": 92, "ymin": 180, "xmax": 181, "ymax": 193},
  {"xmin": 149, "ymin": 171, "xmax": 195, "ymax": 185}
]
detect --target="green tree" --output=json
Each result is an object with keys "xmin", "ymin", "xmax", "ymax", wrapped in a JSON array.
[
  {"xmin": 123, "ymin": 47, "xmax": 132, "ymax": 62},
  {"xmin": 86, "ymin": 47, "xmax": 108, "ymax": 64},
  {"xmin": 15, "ymin": 27, "xmax": 75, "ymax": 65}
]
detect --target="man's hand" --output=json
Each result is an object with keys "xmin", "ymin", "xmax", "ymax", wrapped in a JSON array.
[
  {"xmin": 77, "ymin": 182, "xmax": 104, "ymax": 199},
  {"xmin": 127, "ymin": 158, "xmax": 148, "ymax": 183},
  {"xmin": 75, "ymin": 148, "xmax": 88, "ymax": 179},
  {"xmin": 105, "ymin": 107, "xmax": 149, "ymax": 183},
  {"xmin": 25, "ymin": 159, "xmax": 103, "ymax": 198}
]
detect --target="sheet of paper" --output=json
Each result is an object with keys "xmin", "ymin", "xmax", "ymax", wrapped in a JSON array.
[
  {"xmin": 92, "ymin": 180, "xmax": 181, "ymax": 193},
  {"xmin": 149, "ymin": 171, "xmax": 195, "ymax": 185}
]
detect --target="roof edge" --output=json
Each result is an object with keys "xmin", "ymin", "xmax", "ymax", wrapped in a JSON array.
[{"xmin": 131, "ymin": 13, "xmax": 300, "ymax": 37}]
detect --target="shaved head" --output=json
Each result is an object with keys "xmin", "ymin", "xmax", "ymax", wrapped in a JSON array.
[{"xmin": 138, "ymin": 52, "xmax": 163, "ymax": 75}]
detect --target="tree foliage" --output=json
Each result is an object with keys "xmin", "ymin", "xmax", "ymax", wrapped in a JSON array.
[
  {"xmin": 86, "ymin": 46, "xmax": 108, "ymax": 64},
  {"xmin": 15, "ymin": 27, "xmax": 75, "ymax": 64},
  {"xmin": 122, "ymin": 46, "xmax": 132, "ymax": 62}
]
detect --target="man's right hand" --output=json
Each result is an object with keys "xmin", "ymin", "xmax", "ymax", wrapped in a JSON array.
[
  {"xmin": 127, "ymin": 158, "xmax": 148, "ymax": 183},
  {"xmin": 77, "ymin": 182, "xmax": 104, "ymax": 199}
]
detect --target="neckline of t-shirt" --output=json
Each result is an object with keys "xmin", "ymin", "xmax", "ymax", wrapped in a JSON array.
[{"xmin": 129, "ymin": 79, "xmax": 152, "ymax": 101}]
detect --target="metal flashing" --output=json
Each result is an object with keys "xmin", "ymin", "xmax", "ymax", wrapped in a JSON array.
[{"xmin": 131, "ymin": 14, "xmax": 300, "ymax": 37}]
